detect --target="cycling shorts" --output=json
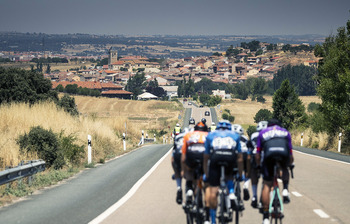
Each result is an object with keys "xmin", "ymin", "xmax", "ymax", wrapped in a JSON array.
[{"xmin": 262, "ymin": 156, "xmax": 290, "ymax": 181}]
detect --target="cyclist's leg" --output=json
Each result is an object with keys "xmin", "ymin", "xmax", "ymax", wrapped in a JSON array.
[
  {"xmin": 260, "ymin": 161, "xmax": 273, "ymax": 222},
  {"xmin": 250, "ymin": 157, "xmax": 259, "ymax": 207},
  {"xmin": 206, "ymin": 163, "xmax": 220, "ymax": 224},
  {"xmin": 172, "ymin": 155, "xmax": 183, "ymax": 204},
  {"xmin": 243, "ymin": 153, "xmax": 251, "ymax": 201},
  {"xmin": 281, "ymin": 163, "xmax": 290, "ymax": 203}
]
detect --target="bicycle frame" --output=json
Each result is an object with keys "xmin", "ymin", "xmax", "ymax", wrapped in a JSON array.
[
  {"xmin": 269, "ymin": 163, "xmax": 284, "ymax": 224},
  {"xmin": 184, "ymin": 161, "xmax": 205, "ymax": 224},
  {"xmin": 217, "ymin": 165, "xmax": 233, "ymax": 224}
]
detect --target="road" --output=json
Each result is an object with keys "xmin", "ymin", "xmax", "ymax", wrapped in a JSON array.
[
  {"xmin": 1, "ymin": 104, "xmax": 349, "ymax": 224},
  {"xmin": 0, "ymin": 144, "xmax": 172, "ymax": 224}
]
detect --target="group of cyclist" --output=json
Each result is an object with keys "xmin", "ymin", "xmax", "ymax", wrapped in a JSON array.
[{"xmin": 172, "ymin": 117, "xmax": 294, "ymax": 224}]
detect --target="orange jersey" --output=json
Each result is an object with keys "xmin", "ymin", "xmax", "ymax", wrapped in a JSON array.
[{"xmin": 182, "ymin": 130, "xmax": 208, "ymax": 154}]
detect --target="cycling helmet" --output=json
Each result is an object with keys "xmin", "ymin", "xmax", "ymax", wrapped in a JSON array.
[
  {"xmin": 232, "ymin": 124, "xmax": 244, "ymax": 135},
  {"xmin": 267, "ymin": 118, "xmax": 282, "ymax": 127},
  {"xmin": 194, "ymin": 121, "xmax": 208, "ymax": 131},
  {"xmin": 216, "ymin": 120, "xmax": 232, "ymax": 130},
  {"xmin": 176, "ymin": 123, "xmax": 180, "ymax": 127},
  {"xmin": 201, "ymin": 118, "xmax": 207, "ymax": 124},
  {"xmin": 212, "ymin": 122, "xmax": 215, "ymax": 126},
  {"xmin": 257, "ymin": 121, "xmax": 268, "ymax": 131}
]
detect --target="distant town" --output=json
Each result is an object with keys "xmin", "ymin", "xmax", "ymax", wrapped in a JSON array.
[{"xmin": 0, "ymin": 32, "xmax": 322, "ymax": 99}]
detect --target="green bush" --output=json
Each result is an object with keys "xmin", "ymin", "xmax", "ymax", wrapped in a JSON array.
[
  {"xmin": 58, "ymin": 132, "xmax": 85, "ymax": 166},
  {"xmin": 311, "ymin": 141, "xmax": 319, "ymax": 149},
  {"xmin": 307, "ymin": 102, "xmax": 321, "ymax": 113},
  {"xmin": 228, "ymin": 115, "xmax": 235, "ymax": 123},
  {"xmin": 17, "ymin": 126, "xmax": 85, "ymax": 169},
  {"xmin": 247, "ymin": 125, "xmax": 257, "ymax": 137},
  {"xmin": 222, "ymin": 113, "xmax": 229, "ymax": 120},
  {"xmin": 57, "ymin": 94, "xmax": 79, "ymax": 116},
  {"xmin": 257, "ymin": 95, "xmax": 266, "ymax": 103},
  {"xmin": 17, "ymin": 126, "xmax": 59, "ymax": 168}
]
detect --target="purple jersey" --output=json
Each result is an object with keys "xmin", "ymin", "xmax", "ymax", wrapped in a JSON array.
[{"xmin": 256, "ymin": 125, "xmax": 293, "ymax": 155}]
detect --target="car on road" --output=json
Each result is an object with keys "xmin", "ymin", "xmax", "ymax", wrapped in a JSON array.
[
  {"xmin": 189, "ymin": 117, "xmax": 195, "ymax": 125},
  {"xmin": 205, "ymin": 111, "xmax": 210, "ymax": 116},
  {"xmin": 199, "ymin": 105, "xmax": 204, "ymax": 108},
  {"xmin": 188, "ymin": 102, "xmax": 192, "ymax": 105}
]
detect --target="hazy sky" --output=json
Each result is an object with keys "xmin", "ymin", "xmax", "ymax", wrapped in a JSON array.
[{"xmin": 0, "ymin": 0, "xmax": 349, "ymax": 36}]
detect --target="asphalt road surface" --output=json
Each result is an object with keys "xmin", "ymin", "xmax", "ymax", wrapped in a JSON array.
[{"xmin": 0, "ymin": 144, "xmax": 172, "ymax": 224}]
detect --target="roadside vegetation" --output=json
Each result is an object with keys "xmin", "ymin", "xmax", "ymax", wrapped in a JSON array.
[{"xmin": 0, "ymin": 67, "xmax": 181, "ymax": 206}]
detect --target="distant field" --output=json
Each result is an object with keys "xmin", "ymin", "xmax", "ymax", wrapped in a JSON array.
[
  {"xmin": 74, "ymin": 95, "xmax": 183, "ymax": 132},
  {"xmin": 219, "ymin": 95, "xmax": 322, "ymax": 125}
]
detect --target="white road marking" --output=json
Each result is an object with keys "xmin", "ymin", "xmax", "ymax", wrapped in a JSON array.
[
  {"xmin": 295, "ymin": 150, "xmax": 350, "ymax": 165},
  {"xmin": 292, "ymin": 191, "xmax": 302, "ymax": 197},
  {"xmin": 88, "ymin": 148, "xmax": 173, "ymax": 224},
  {"xmin": 313, "ymin": 209, "xmax": 330, "ymax": 218}
]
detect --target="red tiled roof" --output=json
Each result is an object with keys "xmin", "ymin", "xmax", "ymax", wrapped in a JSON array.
[
  {"xmin": 111, "ymin": 61, "xmax": 124, "ymax": 65},
  {"xmin": 101, "ymin": 90, "xmax": 132, "ymax": 95},
  {"xmin": 52, "ymin": 81, "xmax": 123, "ymax": 90}
]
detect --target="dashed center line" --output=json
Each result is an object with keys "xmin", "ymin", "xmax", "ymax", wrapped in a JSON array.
[
  {"xmin": 313, "ymin": 209, "xmax": 330, "ymax": 218},
  {"xmin": 292, "ymin": 191, "xmax": 302, "ymax": 197}
]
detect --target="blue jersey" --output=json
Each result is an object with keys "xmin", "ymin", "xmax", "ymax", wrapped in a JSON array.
[{"xmin": 205, "ymin": 129, "xmax": 241, "ymax": 154}]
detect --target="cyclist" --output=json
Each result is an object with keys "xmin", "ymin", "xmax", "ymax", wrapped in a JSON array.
[
  {"xmin": 201, "ymin": 118, "xmax": 207, "ymax": 125},
  {"xmin": 173, "ymin": 123, "xmax": 182, "ymax": 137},
  {"xmin": 203, "ymin": 120, "xmax": 243, "ymax": 224},
  {"xmin": 247, "ymin": 120, "xmax": 267, "ymax": 209},
  {"xmin": 172, "ymin": 128, "xmax": 189, "ymax": 204},
  {"xmin": 181, "ymin": 121, "xmax": 209, "ymax": 205},
  {"xmin": 232, "ymin": 124, "xmax": 251, "ymax": 201},
  {"xmin": 210, "ymin": 122, "xmax": 216, "ymax": 132},
  {"xmin": 255, "ymin": 118, "xmax": 294, "ymax": 224}
]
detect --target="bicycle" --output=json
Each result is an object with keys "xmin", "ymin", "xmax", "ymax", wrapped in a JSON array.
[
  {"xmin": 269, "ymin": 160, "xmax": 294, "ymax": 224},
  {"xmin": 183, "ymin": 161, "xmax": 205, "ymax": 224},
  {"xmin": 233, "ymin": 168, "xmax": 244, "ymax": 224},
  {"xmin": 217, "ymin": 162, "xmax": 233, "ymax": 224}
]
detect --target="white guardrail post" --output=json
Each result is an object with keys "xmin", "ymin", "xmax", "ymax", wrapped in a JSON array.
[
  {"xmin": 338, "ymin": 133, "xmax": 342, "ymax": 153},
  {"xmin": 141, "ymin": 130, "xmax": 144, "ymax": 145},
  {"xmin": 301, "ymin": 132, "xmax": 304, "ymax": 146},
  {"xmin": 154, "ymin": 134, "xmax": 156, "ymax": 142},
  {"xmin": 163, "ymin": 136, "xmax": 165, "ymax": 144},
  {"xmin": 123, "ymin": 133, "xmax": 126, "ymax": 151},
  {"xmin": 88, "ymin": 135, "xmax": 92, "ymax": 164}
]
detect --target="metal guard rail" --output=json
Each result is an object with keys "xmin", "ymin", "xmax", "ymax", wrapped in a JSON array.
[{"xmin": 0, "ymin": 160, "xmax": 45, "ymax": 186}]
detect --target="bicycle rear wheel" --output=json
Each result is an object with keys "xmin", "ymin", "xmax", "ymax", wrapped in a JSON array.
[
  {"xmin": 218, "ymin": 191, "xmax": 227, "ymax": 224},
  {"xmin": 195, "ymin": 190, "xmax": 204, "ymax": 224},
  {"xmin": 234, "ymin": 182, "xmax": 241, "ymax": 224}
]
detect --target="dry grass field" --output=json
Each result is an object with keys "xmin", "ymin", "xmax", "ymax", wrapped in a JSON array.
[
  {"xmin": 74, "ymin": 95, "xmax": 183, "ymax": 132},
  {"xmin": 219, "ymin": 95, "xmax": 322, "ymax": 125},
  {"xmin": 218, "ymin": 95, "xmax": 338, "ymax": 151},
  {"xmin": 0, "ymin": 97, "xmax": 183, "ymax": 170}
]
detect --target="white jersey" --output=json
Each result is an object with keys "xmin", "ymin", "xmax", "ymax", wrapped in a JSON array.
[{"xmin": 240, "ymin": 135, "xmax": 249, "ymax": 153}]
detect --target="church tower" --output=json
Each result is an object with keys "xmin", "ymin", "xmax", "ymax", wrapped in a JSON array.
[{"xmin": 108, "ymin": 47, "xmax": 118, "ymax": 65}]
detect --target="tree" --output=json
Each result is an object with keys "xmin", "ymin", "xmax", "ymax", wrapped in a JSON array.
[
  {"xmin": 125, "ymin": 72, "xmax": 147, "ymax": 99},
  {"xmin": 313, "ymin": 18, "xmax": 350, "ymax": 145},
  {"xmin": 46, "ymin": 64, "xmax": 51, "ymax": 74},
  {"xmin": 146, "ymin": 78, "xmax": 166, "ymax": 98},
  {"xmin": 254, "ymin": 109, "xmax": 272, "ymax": 123},
  {"xmin": 273, "ymin": 64, "xmax": 317, "ymax": 96},
  {"xmin": 272, "ymin": 80, "xmax": 307, "ymax": 129},
  {"xmin": 0, "ymin": 67, "xmax": 58, "ymax": 105}
]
